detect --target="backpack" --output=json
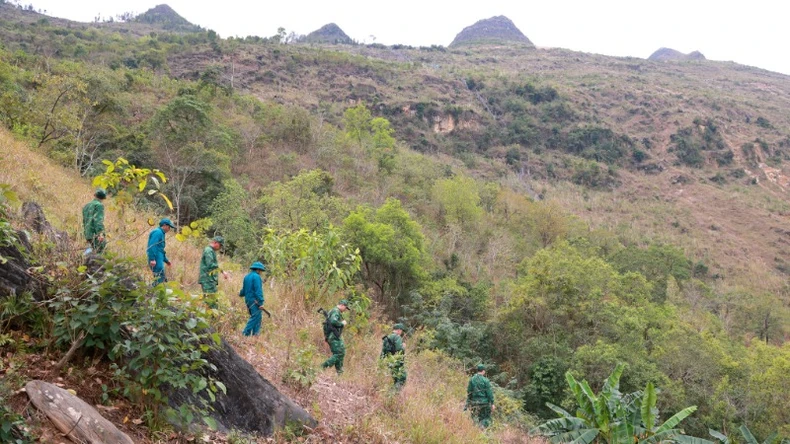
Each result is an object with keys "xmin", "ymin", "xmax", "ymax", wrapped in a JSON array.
[
  {"xmin": 381, "ymin": 334, "xmax": 397, "ymax": 356},
  {"xmin": 318, "ymin": 307, "xmax": 338, "ymax": 339}
]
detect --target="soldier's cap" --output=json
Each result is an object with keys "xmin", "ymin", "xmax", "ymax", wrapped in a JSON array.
[
  {"xmin": 159, "ymin": 218, "xmax": 176, "ymax": 228},
  {"xmin": 338, "ymin": 299, "xmax": 350, "ymax": 307},
  {"xmin": 250, "ymin": 261, "xmax": 267, "ymax": 271},
  {"xmin": 95, "ymin": 188, "xmax": 107, "ymax": 199},
  {"xmin": 476, "ymin": 364, "xmax": 486, "ymax": 372},
  {"xmin": 393, "ymin": 323, "xmax": 405, "ymax": 331},
  {"xmin": 212, "ymin": 235, "xmax": 225, "ymax": 246}
]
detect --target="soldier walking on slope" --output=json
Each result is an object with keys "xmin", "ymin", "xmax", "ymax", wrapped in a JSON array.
[
  {"xmin": 466, "ymin": 364, "xmax": 496, "ymax": 428},
  {"xmin": 198, "ymin": 235, "xmax": 229, "ymax": 308},
  {"xmin": 380, "ymin": 323, "xmax": 407, "ymax": 390},
  {"xmin": 147, "ymin": 218, "xmax": 176, "ymax": 285},
  {"xmin": 82, "ymin": 188, "xmax": 107, "ymax": 253},
  {"xmin": 321, "ymin": 299, "xmax": 349, "ymax": 375},
  {"xmin": 240, "ymin": 262, "xmax": 266, "ymax": 336}
]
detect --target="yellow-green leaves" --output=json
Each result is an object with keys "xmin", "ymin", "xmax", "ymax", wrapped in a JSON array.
[{"xmin": 174, "ymin": 219, "xmax": 211, "ymax": 243}]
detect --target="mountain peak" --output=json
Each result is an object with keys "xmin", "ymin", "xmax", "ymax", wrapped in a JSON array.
[
  {"xmin": 648, "ymin": 47, "xmax": 706, "ymax": 61},
  {"xmin": 134, "ymin": 4, "xmax": 199, "ymax": 31},
  {"xmin": 302, "ymin": 23, "xmax": 353, "ymax": 44},
  {"xmin": 450, "ymin": 16, "xmax": 534, "ymax": 48}
]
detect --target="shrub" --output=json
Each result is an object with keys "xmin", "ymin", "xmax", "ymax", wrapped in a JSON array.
[
  {"xmin": 755, "ymin": 117, "xmax": 773, "ymax": 129},
  {"xmin": 44, "ymin": 256, "xmax": 224, "ymax": 429},
  {"xmin": 282, "ymin": 330, "xmax": 318, "ymax": 391}
]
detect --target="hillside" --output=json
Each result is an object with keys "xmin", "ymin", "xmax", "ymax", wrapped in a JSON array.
[
  {"xmin": 0, "ymin": 130, "xmax": 536, "ymax": 442},
  {"xmin": 1, "ymin": 3, "xmax": 790, "ymax": 442}
]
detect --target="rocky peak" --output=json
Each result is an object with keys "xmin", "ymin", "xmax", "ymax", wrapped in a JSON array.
[
  {"xmin": 302, "ymin": 23, "xmax": 353, "ymax": 44},
  {"xmin": 648, "ymin": 47, "xmax": 706, "ymax": 61},
  {"xmin": 450, "ymin": 16, "xmax": 534, "ymax": 48}
]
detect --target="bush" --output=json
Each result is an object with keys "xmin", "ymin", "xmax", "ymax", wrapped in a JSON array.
[
  {"xmin": 565, "ymin": 126, "xmax": 630, "ymax": 164},
  {"xmin": 44, "ymin": 256, "xmax": 224, "ymax": 429},
  {"xmin": 282, "ymin": 330, "xmax": 318, "ymax": 391},
  {"xmin": 755, "ymin": 116, "xmax": 773, "ymax": 129}
]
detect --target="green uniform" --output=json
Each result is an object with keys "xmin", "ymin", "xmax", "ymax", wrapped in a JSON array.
[
  {"xmin": 467, "ymin": 373, "xmax": 494, "ymax": 428},
  {"xmin": 198, "ymin": 245, "xmax": 220, "ymax": 307},
  {"xmin": 321, "ymin": 307, "xmax": 345, "ymax": 374},
  {"xmin": 81, "ymin": 199, "xmax": 106, "ymax": 253},
  {"xmin": 381, "ymin": 333, "xmax": 406, "ymax": 389}
]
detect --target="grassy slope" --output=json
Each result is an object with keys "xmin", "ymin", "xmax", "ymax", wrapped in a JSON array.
[{"xmin": 0, "ymin": 129, "xmax": 537, "ymax": 442}]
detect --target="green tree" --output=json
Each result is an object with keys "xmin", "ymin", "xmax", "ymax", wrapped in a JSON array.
[
  {"xmin": 343, "ymin": 103, "xmax": 372, "ymax": 147},
  {"xmin": 208, "ymin": 179, "xmax": 258, "ymax": 259},
  {"xmin": 432, "ymin": 175, "xmax": 483, "ymax": 229},
  {"xmin": 370, "ymin": 116, "xmax": 396, "ymax": 173},
  {"xmin": 259, "ymin": 169, "xmax": 346, "ymax": 231},
  {"xmin": 342, "ymin": 198, "xmax": 427, "ymax": 313},
  {"xmin": 148, "ymin": 94, "xmax": 230, "ymax": 223}
]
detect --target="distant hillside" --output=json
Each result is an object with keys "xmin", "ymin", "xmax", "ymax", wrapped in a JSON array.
[
  {"xmin": 648, "ymin": 47, "xmax": 706, "ymax": 61},
  {"xmin": 133, "ymin": 4, "xmax": 201, "ymax": 32},
  {"xmin": 301, "ymin": 23, "xmax": 354, "ymax": 44},
  {"xmin": 450, "ymin": 15, "xmax": 534, "ymax": 47}
]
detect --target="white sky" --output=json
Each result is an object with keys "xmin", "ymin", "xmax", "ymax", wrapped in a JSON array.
[{"xmin": 23, "ymin": 0, "xmax": 790, "ymax": 75}]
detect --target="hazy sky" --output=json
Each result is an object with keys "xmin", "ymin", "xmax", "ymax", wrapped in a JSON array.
[{"xmin": 23, "ymin": 0, "xmax": 790, "ymax": 75}]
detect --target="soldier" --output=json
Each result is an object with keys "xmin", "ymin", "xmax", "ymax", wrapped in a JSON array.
[
  {"xmin": 198, "ymin": 236, "xmax": 229, "ymax": 308},
  {"xmin": 146, "ymin": 218, "xmax": 176, "ymax": 285},
  {"xmin": 380, "ymin": 323, "xmax": 407, "ymax": 390},
  {"xmin": 320, "ymin": 299, "xmax": 349, "ymax": 375},
  {"xmin": 82, "ymin": 188, "xmax": 107, "ymax": 253},
  {"xmin": 240, "ymin": 262, "xmax": 266, "ymax": 336},
  {"xmin": 466, "ymin": 364, "xmax": 496, "ymax": 428}
]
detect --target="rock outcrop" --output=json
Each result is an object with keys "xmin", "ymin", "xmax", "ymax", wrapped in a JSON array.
[
  {"xmin": 648, "ymin": 47, "xmax": 706, "ymax": 61},
  {"xmin": 450, "ymin": 16, "xmax": 534, "ymax": 48},
  {"xmin": 192, "ymin": 338, "xmax": 317, "ymax": 434}
]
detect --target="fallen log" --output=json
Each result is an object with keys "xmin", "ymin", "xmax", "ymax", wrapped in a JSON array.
[{"xmin": 25, "ymin": 380, "xmax": 134, "ymax": 444}]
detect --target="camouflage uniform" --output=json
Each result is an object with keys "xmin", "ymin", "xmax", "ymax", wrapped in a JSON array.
[
  {"xmin": 82, "ymin": 198, "xmax": 106, "ymax": 253},
  {"xmin": 198, "ymin": 245, "xmax": 220, "ymax": 308},
  {"xmin": 321, "ymin": 307, "xmax": 346, "ymax": 374},
  {"xmin": 467, "ymin": 371, "xmax": 494, "ymax": 428},
  {"xmin": 381, "ymin": 331, "xmax": 406, "ymax": 390}
]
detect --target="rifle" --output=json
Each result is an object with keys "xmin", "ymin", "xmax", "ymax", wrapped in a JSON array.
[{"xmin": 317, "ymin": 307, "xmax": 341, "ymax": 340}]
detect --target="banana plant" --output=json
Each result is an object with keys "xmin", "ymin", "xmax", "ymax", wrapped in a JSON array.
[
  {"xmin": 532, "ymin": 363, "xmax": 714, "ymax": 444},
  {"xmin": 709, "ymin": 425, "xmax": 786, "ymax": 444}
]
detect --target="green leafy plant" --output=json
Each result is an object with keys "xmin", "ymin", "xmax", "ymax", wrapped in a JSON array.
[
  {"xmin": 0, "ymin": 404, "xmax": 33, "ymax": 444},
  {"xmin": 532, "ymin": 363, "xmax": 709, "ymax": 443},
  {"xmin": 710, "ymin": 425, "xmax": 787, "ymax": 444},
  {"xmin": 110, "ymin": 285, "xmax": 225, "ymax": 429},
  {"xmin": 282, "ymin": 330, "xmax": 318, "ymax": 391},
  {"xmin": 92, "ymin": 157, "xmax": 171, "ymax": 209},
  {"xmin": 261, "ymin": 226, "xmax": 361, "ymax": 303}
]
